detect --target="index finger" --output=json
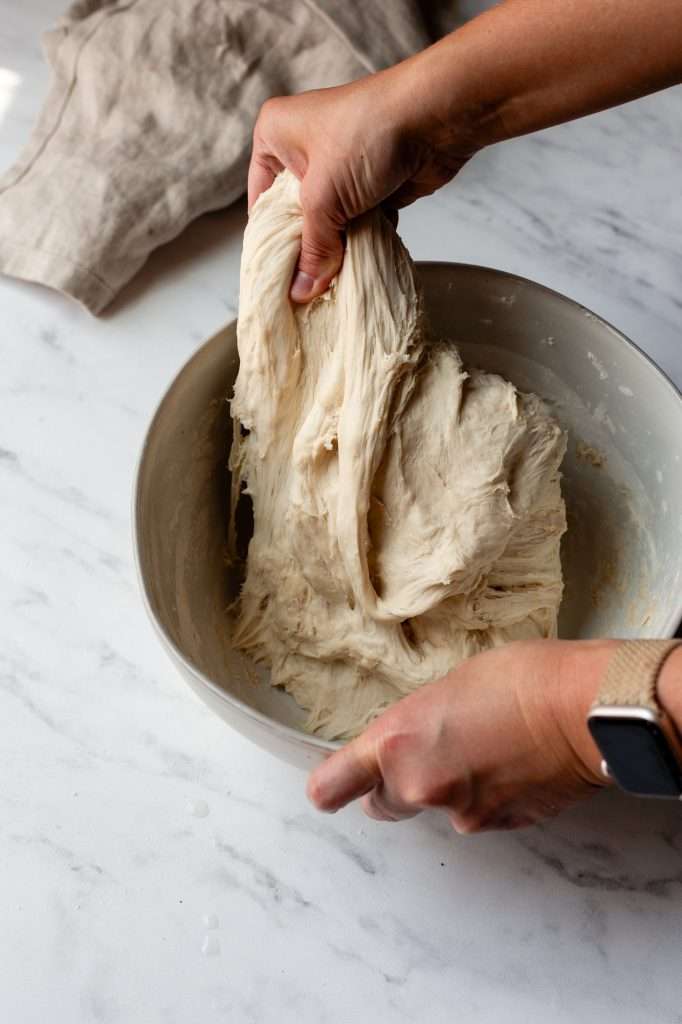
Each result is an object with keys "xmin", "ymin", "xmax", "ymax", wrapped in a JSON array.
[
  {"xmin": 247, "ymin": 152, "xmax": 281, "ymax": 212},
  {"xmin": 307, "ymin": 734, "xmax": 381, "ymax": 813}
]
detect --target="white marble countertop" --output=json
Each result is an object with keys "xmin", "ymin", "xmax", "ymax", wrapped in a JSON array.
[{"xmin": 2, "ymin": 4, "xmax": 682, "ymax": 1023}]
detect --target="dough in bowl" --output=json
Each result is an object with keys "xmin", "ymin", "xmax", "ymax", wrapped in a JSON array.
[{"xmin": 229, "ymin": 171, "xmax": 567, "ymax": 740}]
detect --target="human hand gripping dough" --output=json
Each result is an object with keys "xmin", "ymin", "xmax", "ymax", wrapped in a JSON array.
[{"xmin": 230, "ymin": 170, "xmax": 567, "ymax": 741}]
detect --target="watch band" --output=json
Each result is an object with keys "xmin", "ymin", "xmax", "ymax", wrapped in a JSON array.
[{"xmin": 594, "ymin": 639, "xmax": 682, "ymax": 713}]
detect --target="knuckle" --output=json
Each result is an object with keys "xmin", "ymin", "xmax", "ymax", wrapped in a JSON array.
[
  {"xmin": 255, "ymin": 96, "xmax": 288, "ymax": 145},
  {"xmin": 400, "ymin": 782, "xmax": 435, "ymax": 808},
  {"xmin": 376, "ymin": 726, "xmax": 412, "ymax": 764},
  {"xmin": 258, "ymin": 95, "xmax": 284, "ymax": 124},
  {"xmin": 403, "ymin": 778, "xmax": 457, "ymax": 809},
  {"xmin": 450, "ymin": 812, "xmax": 484, "ymax": 835},
  {"xmin": 451, "ymin": 798, "xmax": 517, "ymax": 834}
]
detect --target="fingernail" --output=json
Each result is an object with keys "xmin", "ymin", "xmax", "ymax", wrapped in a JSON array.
[{"xmin": 290, "ymin": 270, "xmax": 315, "ymax": 303}]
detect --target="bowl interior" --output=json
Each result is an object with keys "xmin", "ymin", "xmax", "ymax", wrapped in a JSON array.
[{"xmin": 135, "ymin": 263, "xmax": 682, "ymax": 740}]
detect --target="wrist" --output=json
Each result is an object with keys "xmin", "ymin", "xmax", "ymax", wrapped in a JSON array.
[
  {"xmin": 386, "ymin": 37, "xmax": 507, "ymax": 166},
  {"xmin": 657, "ymin": 645, "xmax": 682, "ymax": 731},
  {"xmin": 554, "ymin": 640, "xmax": 622, "ymax": 786}
]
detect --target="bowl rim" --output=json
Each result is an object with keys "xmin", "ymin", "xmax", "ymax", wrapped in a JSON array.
[{"xmin": 133, "ymin": 261, "xmax": 682, "ymax": 752}]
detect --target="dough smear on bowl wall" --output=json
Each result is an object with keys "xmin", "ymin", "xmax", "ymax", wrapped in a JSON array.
[{"xmin": 229, "ymin": 170, "xmax": 567, "ymax": 741}]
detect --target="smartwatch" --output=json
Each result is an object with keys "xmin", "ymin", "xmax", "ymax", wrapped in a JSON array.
[{"xmin": 587, "ymin": 639, "xmax": 682, "ymax": 799}]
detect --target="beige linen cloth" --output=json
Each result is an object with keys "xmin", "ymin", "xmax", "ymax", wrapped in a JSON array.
[{"xmin": 0, "ymin": 0, "xmax": 451, "ymax": 313}]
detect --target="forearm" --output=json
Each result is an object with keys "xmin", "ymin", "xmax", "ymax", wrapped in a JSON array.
[{"xmin": 391, "ymin": 0, "xmax": 682, "ymax": 152}]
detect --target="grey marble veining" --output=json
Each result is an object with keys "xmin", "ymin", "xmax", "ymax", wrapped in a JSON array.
[{"xmin": 1, "ymin": 3, "xmax": 681, "ymax": 1022}]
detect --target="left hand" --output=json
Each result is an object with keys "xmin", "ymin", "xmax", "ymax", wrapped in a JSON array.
[{"xmin": 307, "ymin": 639, "xmax": 617, "ymax": 832}]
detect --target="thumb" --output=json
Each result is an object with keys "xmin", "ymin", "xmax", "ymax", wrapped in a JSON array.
[
  {"xmin": 307, "ymin": 733, "xmax": 382, "ymax": 813},
  {"xmin": 290, "ymin": 203, "xmax": 345, "ymax": 304}
]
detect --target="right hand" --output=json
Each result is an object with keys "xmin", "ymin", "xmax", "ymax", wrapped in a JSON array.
[
  {"xmin": 248, "ymin": 68, "xmax": 479, "ymax": 303},
  {"xmin": 307, "ymin": 639, "xmax": 613, "ymax": 831}
]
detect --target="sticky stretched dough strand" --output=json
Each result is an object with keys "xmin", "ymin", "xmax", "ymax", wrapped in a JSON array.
[{"xmin": 230, "ymin": 171, "xmax": 566, "ymax": 740}]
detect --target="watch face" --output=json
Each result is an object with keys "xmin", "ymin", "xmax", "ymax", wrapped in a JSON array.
[{"xmin": 588, "ymin": 715, "xmax": 682, "ymax": 797}]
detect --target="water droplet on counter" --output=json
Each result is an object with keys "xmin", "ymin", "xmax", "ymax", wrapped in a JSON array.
[
  {"xmin": 201, "ymin": 934, "xmax": 220, "ymax": 956},
  {"xmin": 188, "ymin": 800, "xmax": 209, "ymax": 818},
  {"xmin": 203, "ymin": 913, "xmax": 219, "ymax": 930}
]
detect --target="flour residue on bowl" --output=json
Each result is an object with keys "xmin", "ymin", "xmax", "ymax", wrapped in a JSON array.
[
  {"xmin": 576, "ymin": 441, "xmax": 607, "ymax": 468},
  {"xmin": 456, "ymin": 342, "xmax": 660, "ymax": 640}
]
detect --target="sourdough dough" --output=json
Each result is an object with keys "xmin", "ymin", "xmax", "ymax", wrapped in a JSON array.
[{"xmin": 230, "ymin": 171, "xmax": 567, "ymax": 740}]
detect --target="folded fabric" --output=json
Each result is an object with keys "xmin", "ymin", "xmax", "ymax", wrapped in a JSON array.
[{"xmin": 0, "ymin": 0, "xmax": 437, "ymax": 313}]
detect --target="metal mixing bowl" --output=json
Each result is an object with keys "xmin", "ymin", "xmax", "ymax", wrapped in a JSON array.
[{"xmin": 134, "ymin": 263, "xmax": 682, "ymax": 769}]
